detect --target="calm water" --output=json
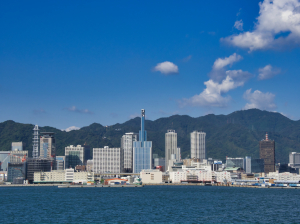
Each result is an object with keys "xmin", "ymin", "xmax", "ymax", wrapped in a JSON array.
[{"xmin": 1, "ymin": 186, "xmax": 300, "ymax": 223}]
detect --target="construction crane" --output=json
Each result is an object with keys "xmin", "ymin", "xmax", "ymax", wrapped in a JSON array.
[{"xmin": 0, "ymin": 153, "xmax": 10, "ymax": 167}]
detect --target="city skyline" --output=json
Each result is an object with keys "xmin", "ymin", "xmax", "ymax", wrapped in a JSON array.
[{"xmin": 1, "ymin": 0, "xmax": 300, "ymax": 131}]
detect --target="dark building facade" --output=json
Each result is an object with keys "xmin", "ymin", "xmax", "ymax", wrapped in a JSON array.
[
  {"xmin": 251, "ymin": 159, "xmax": 264, "ymax": 173},
  {"xmin": 259, "ymin": 133, "xmax": 275, "ymax": 174},
  {"xmin": 7, "ymin": 162, "xmax": 27, "ymax": 183},
  {"xmin": 26, "ymin": 158, "xmax": 52, "ymax": 183}
]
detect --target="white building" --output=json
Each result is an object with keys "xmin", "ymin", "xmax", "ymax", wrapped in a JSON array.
[
  {"xmin": 140, "ymin": 169, "xmax": 163, "ymax": 184},
  {"xmin": 121, "ymin": 132, "xmax": 138, "ymax": 173},
  {"xmin": 289, "ymin": 152, "xmax": 300, "ymax": 168},
  {"xmin": 11, "ymin": 142, "xmax": 24, "ymax": 151},
  {"xmin": 245, "ymin": 156, "xmax": 251, "ymax": 173},
  {"xmin": 268, "ymin": 172, "xmax": 300, "ymax": 181},
  {"xmin": 212, "ymin": 171, "xmax": 231, "ymax": 183},
  {"xmin": 65, "ymin": 145, "xmax": 86, "ymax": 169},
  {"xmin": 190, "ymin": 131, "xmax": 206, "ymax": 160},
  {"xmin": 86, "ymin": 159, "xmax": 93, "ymax": 172},
  {"xmin": 165, "ymin": 130, "xmax": 178, "ymax": 171},
  {"xmin": 93, "ymin": 146, "xmax": 124, "ymax": 173},
  {"xmin": 34, "ymin": 169, "xmax": 94, "ymax": 183}
]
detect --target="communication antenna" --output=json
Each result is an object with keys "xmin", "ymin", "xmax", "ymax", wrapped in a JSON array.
[{"xmin": 32, "ymin": 125, "xmax": 39, "ymax": 158}]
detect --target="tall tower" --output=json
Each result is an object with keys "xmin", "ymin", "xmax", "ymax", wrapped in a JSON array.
[
  {"xmin": 32, "ymin": 125, "xmax": 39, "ymax": 158},
  {"xmin": 40, "ymin": 132, "xmax": 56, "ymax": 159},
  {"xmin": 121, "ymin": 132, "xmax": 138, "ymax": 173},
  {"xmin": 259, "ymin": 132, "xmax": 275, "ymax": 174},
  {"xmin": 133, "ymin": 109, "xmax": 152, "ymax": 173},
  {"xmin": 190, "ymin": 131, "xmax": 206, "ymax": 160},
  {"xmin": 165, "ymin": 130, "xmax": 177, "ymax": 171}
]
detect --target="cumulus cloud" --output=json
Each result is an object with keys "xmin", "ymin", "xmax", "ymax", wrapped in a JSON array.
[
  {"xmin": 61, "ymin": 126, "xmax": 80, "ymax": 132},
  {"xmin": 212, "ymin": 53, "xmax": 243, "ymax": 70},
  {"xmin": 65, "ymin": 106, "xmax": 94, "ymax": 114},
  {"xmin": 234, "ymin": 19, "xmax": 244, "ymax": 31},
  {"xmin": 154, "ymin": 61, "xmax": 179, "ymax": 74},
  {"xmin": 180, "ymin": 54, "xmax": 251, "ymax": 108},
  {"xmin": 243, "ymin": 89, "xmax": 276, "ymax": 110},
  {"xmin": 222, "ymin": 0, "xmax": 300, "ymax": 51},
  {"xmin": 258, "ymin": 64, "xmax": 281, "ymax": 80}
]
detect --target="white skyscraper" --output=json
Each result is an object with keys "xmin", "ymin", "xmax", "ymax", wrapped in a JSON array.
[
  {"xmin": 165, "ymin": 130, "xmax": 178, "ymax": 171},
  {"xmin": 121, "ymin": 132, "xmax": 138, "ymax": 173},
  {"xmin": 190, "ymin": 131, "xmax": 206, "ymax": 160},
  {"xmin": 289, "ymin": 152, "xmax": 300, "ymax": 168}
]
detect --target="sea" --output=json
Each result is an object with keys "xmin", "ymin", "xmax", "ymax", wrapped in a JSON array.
[{"xmin": 1, "ymin": 185, "xmax": 300, "ymax": 223}]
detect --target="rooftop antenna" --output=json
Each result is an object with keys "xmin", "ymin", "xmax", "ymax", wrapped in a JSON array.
[
  {"xmin": 266, "ymin": 132, "xmax": 268, "ymax": 141},
  {"xmin": 32, "ymin": 125, "xmax": 39, "ymax": 158}
]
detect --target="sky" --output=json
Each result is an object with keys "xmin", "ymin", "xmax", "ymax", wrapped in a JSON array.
[{"xmin": 1, "ymin": 0, "xmax": 300, "ymax": 131}]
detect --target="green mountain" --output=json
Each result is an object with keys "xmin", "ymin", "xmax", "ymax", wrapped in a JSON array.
[{"xmin": 1, "ymin": 109, "xmax": 299, "ymax": 163}]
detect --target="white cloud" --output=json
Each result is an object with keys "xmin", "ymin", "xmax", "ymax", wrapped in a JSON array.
[
  {"xmin": 223, "ymin": 0, "xmax": 300, "ymax": 51},
  {"xmin": 181, "ymin": 69, "xmax": 251, "ymax": 108},
  {"xmin": 212, "ymin": 53, "xmax": 243, "ymax": 70},
  {"xmin": 243, "ymin": 89, "xmax": 276, "ymax": 110},
  {"xmin": 62, "ymin": 126, "xmax": 80, "ymax": 132},
  {"xmin": 182, "ymin": 55, "xmax": 192, "ymax": 62},
  {"xmin": 154, "ymin": 61, "xmax": 179, "ymax": 74},
  {"xmin": 65, "ymin": 106, "xmax": 93, "ymax": 114},
  {"xmin": 234, "ymin": 19, "xmax": 244, "ymax": 31},
  {"xmin": 258, "ymin": 64, "xmax": 281, "ymax": 80}
]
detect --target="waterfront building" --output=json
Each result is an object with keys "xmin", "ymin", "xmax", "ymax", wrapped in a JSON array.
[
  {"xmin": 121, "ymin": 132, "xmax": 138, "ymax": 173},
  {"xmin": 190, "ymin": 131, "xmax": 206, "ymax": 160},
  {"xmin": 11, "ymin": 142, "xmax": 24, "ymax": 151},
  {"xmin": 268, "ymin": 172, "xmax": 300, "ymax": 182},
  {"xmin": 40, "ymin": 132, "xmax": 56, "ymax": 159},
  {"xmin": 133, "ymin": 109, "xmax": 152, "ymax": 173},
  {"xmin": 56, "ymin": 156, "xmax": 65, "ymax": 170},
  {"xmin": 140, "ymin": 169, "xmax": 163, "ymax": 184},
  {"xmin": 7, "ymin": 162, "xmax": 26, "ymax": 183},
  {"xmin": 93, "ymin": 146, "xmax": 124, "ymax": 173},
  {"xmin": 154, "ymin": 158, "xmax": 165, "ymax": 171},
  {"xmin": 244, "ymin": 156, "xmax": 251, "ymax": 173},
  {"xmin": 289, "ymin": 152, "xmax": 300, "ymax": 169},
  {"xmin": 259, "ymin": 133, "xmax": 275, "ymax": 174},
  {"xmin": 26, "ymin": 158, "xmax": 52, "ymax": 183},
  {"xmin": 0, "ymin": 151, "xmax": 11, "ymax": 171},
  {"xmin": 65, "ymin": 145, "xmax": 88, "ymax": 169},
  {"xmin": 33, "ymin": 169, "xmax": 94, "ymax": 184},
  {"xmin": 165, "ymin": 130, "xmax": 178, "ymax": 171}
]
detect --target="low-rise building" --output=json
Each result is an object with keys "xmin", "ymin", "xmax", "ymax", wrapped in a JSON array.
[
  {"xmin": 268, "ymin": 172, "xmax": 300, "ymax": 181},
  {"xmin": 140, "ymin": 169, "xmax": 163, "ymax": 184},
  {"xmin": 34, "ymin": 169, "xmax": 94, "ymax": 184}
]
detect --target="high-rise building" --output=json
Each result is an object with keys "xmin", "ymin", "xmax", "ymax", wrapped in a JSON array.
[
  {"xmin": 65, "ymin": 145, "xmax": 87, "ymax": 169},
  {"xmin": 0, "ymin": 151, "xmax": 11, "ymax": 171},
  {"xmin": 251, "ymin": 159, "xmax": 265, "ymax": 173},
  {"xmin": 226, "ymin": 157, "xmax": 244, "ymax": 169},
  {"xmin": 165, "ymin": 130, "xmax": 178, "ymax": 171},
  {"xmin": 40, "ymin": 132, "xmax": 56, "ymax": 159},
  {"xmin": 56, "ymin": 156, "xmax": 65, "ymax": 170},
  {"xmin": 289, "ymin": 152, "xmax": 300, "ymax": 169},
  {"xmin": 121, "ymin": 132, "xmax": 138, "ymax": 173},
  {"xmin": 259, "ymin": 133, "xmax": 275, "ymax": 174},
  {"xmin": 244, "ymin": 156, "xmax": 251, "ymax": 174},
  {"xmin": 11, "ymin": 142, "xmax": 24, "ymax": 151},
  {"xmin": 32, "ymin": 125, "xmax": 39, "ymax": 158},
  {"xmin": 190, "ymin": 131, "xmax": 206, "ymax": 160},
  {"xmin": 133, "ymin": 109, "xmax": 152, "ymax": 173},
  {"xmin": 93, "ymin": 146, "xmax": 124, "ymax": 173}
]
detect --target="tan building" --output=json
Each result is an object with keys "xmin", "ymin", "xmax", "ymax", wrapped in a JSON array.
[
  {"xmin": 140, "ymin": 169, "xmax": 163, "ymax": 184},
  {"xmin": 40, "ymin": 132, "xmax": 56, "ymax": 159},
  {"xmin": 260, "ymin": 133, "xmax": 275, "ymax": 174}
]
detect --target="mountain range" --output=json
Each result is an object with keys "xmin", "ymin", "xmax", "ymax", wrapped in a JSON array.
[{"xmin": 1, "ymin": 109, "xmax": 299, "ymax": 163}]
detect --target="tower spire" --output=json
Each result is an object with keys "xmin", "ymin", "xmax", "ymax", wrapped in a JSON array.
[{"xmin": 32, "ymin": 125, "xmax": 39, "ymax": 158}]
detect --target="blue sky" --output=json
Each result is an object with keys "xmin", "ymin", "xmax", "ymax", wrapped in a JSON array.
[{"xmin": 1, "ymin": 0, "xmax": 300, "ymax": 131}]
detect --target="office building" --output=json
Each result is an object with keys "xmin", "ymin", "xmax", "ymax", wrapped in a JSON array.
[
  {"xmin": 56, "ymin": 156, "xmax": 65, "ymax": 170},
  {"xmin": 133, "ymin": 109, "xmax": 152, "ymax": 173},
  {"xmin": 121, "ymin": 132, "xmax": 138, "ymax": 173},
  {"xmin": 86, "ymin": 159, "xmax": 93, "ymax": 172},
  {"xmin": 93, "ymin": 146, "xmax": 124, "ymax": 173},
  {"xmin": 40, "ymin": 132, "xmax": 56, "ymax": 159},
  {"xmin": 154, "ymin": 158, "xmax": 165, "ymax": 168},
  {"xmin": 11, "ymin": 142, "xmax": 24, "ymax": 151},
  {"xmin": 259, "ymin": 133, "xmax": 275, "ymax": 174},
  {"xmin": 26, "ymin": 158, "xmax": 52, "ymax": 183},
  {"xmin": 65, "ymin": 145, "xmax": 88, "ymax": 169},
  {"xmin": 0, "ymin": 151, "xmax": 11, "ymax": 171},
  {"xmin": 140, "ymin": 169, "xmax": 163, "ymax": 184},
  {"xmin": 289, "ymin": 152, "xmax": 300, "ymax": 169},
  {"xmin": 10, "ymin": 150, "xmax": 28, "ymax": 163},
  {"xmin": 244, "ymin": 156, "xmax": 251, "ymax": 173},
  {"xmin": 190, "ymin": 131, "xmax": 206, "ymax": 160},
  {"xmin": 7, "ymin": 162, "xmax": 27, "ymax": 183},
  {"xmin": 165, "ymin": 130, "xmax": 178, "ymax": 171},
  {"xmin": 226, "ymin": 157, "xmax": 244, "ymax": 169},
  {"xmin": 251, "ymin": 159, "xmax": 265, "ymax": 173}
]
